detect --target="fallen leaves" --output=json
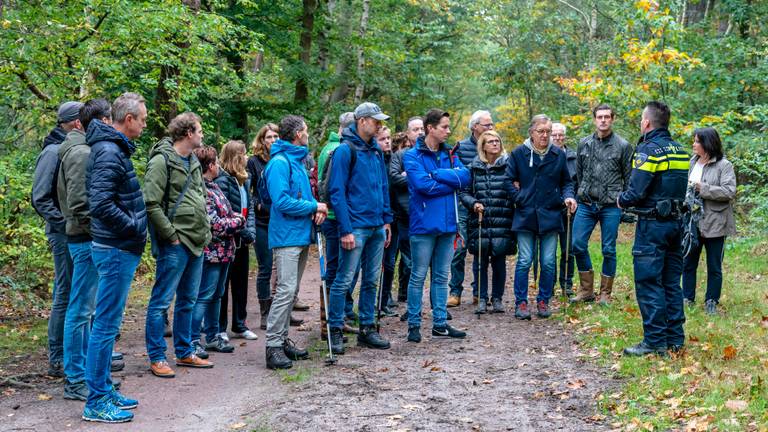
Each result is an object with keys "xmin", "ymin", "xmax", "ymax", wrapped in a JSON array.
[
  {"xmin": 37, "ymin": 393, "xmax": 52, "ymax": 401},
  {"xmin": 421, "ymin": 359, "xmax": 436, "ymax": 368},
  {"xmin": 228, "ymin": 422, "xmax": 246, "ymax": 430},
  {"xmin": 723, "ymin": 345, "xmax": 738, "ymax": 361},
  {"xmin": 566, "ymin": 378, "xmax": 586, "ymax": 390},
  {"xmin": 761, "ymin": 316, "xmax": 768, "ymax": 329}
]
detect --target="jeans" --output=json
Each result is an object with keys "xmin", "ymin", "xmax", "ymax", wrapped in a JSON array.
[
  {"xmin": 450, "ymin": 207, "xmax": 477, "ymax": 296},
  {"xmin": 558, "ymin": 212, "xmax": 575, "ymax": 289},
  {"xmin": 396, "ymin": 218, "xmax": 412, "ymax": 301},
  {"xmin": 682, "ymin": 234, "xmax": 725, "ymax": 303},
  {"xmin": 328, "ymin": 227, "xmax": 385, "ymax": 329},
  {"xmin": 571, "ymin": 203, "xmax": 621, "ymax": 277},
  {"xmin": 322, "ymin": 218, "xmax": 359, "ymax": 318},
  {"xmin": 407, "ymin": 233, "xmax": 454, "ymax": 328},
  {"xmin": 192, "ymin": 261, "xmax": 230, "ymax": 344},
  {"xmin": 47, "ymin": 232, "xmax": 73, "ymax": 366},
  {"xmin": 145, "ymin": 243, "xmax": 203, "ymax": 363},
  {"xmin": 220, "ymin": 245, "xmax": 249, "ymax": 333},
  {"xmin": 514, "ymin": 232, "xmax": 558, "ymax": 305},
  {"xmin": 381, "ymin": 222, "xmax": 399, "ymax": 306},
  {"xmin": 85, "ymin": 244, "xmax": 140, "ymax": 408},
  {"xmin": 253, "ymin": 224, "xmax": 272, "ymax": 301},
  {"xmin": 472, "ymin": 254, "xmax": 507, "ymax": 301},
  {"xmin": 266, "ymin": 246, "xmax": 308, "ymax": 347},
  {"xmin": 63, "ymin": 242, "xmax": 98, "ymax": 384}
]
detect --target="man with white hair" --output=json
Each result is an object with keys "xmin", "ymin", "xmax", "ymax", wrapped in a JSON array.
[{"xmin": 448, "ymin": 110, "xmax": 494, "ymax": 307}]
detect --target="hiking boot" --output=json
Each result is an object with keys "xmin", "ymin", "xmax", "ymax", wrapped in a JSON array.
[
  {"xmin": 475, "ymin": 298, "xmax": 487, "ymax": 314},
  {"xmin": 176, "ymin": 355, "xmax": 214, "ymax": 368},
  {"xmin": 205, "ymin": 335, "xmax": 235, "ymax": 353},
  {"xmin": 447, "ymin": 295, "xmax": 460, "ymax": 307},
  {"xmin": 109, "ymin": 389, "xmax": 138, "ymax": 410},
  {"xmin": 407, "ymin": 326, "xmax": 421, "ymax": 343},
  {"xmin": 283, "ymin": 338, "xmax": 309, "ymax": 361},
  {"xmin": 491, "ymin": 298, "xmax": 505, "ymax": 313},
  {"xmin": 330, "ymin": 327, "xmax": 345, "ymax": 355},
  {"xmin": 266, "ymin": 346, "xmax": 292, "ymax": 370},
  {"xmin": 192, "ymin": 340, "xmax": 209, "ymax": 360},
  {"xmin": 514, "ymin": 302, "xmax": 532, "ymax": 320},
  {"xmin": 357, "ymin": 325, "xmax": 391, "ymax": 349},
  {"xmin": 378, "ymin": 305, "xmax": 398, "ymax": 318},
  {"xmin": 570, "ymin": 270, "xmax": 596, "ymax": 303},
  {"xmin": 47, "ymin": 362, "xmax": 64, "ymax": 378},
  {"xmin": 110, "ymin": 359, "xmax": 125, "ymax": 372},
  {"xmin": 623, "ymin": 342, "xmax": 667, "ymax": 357},
  {"xmin": 342, "ymin": 323, "xmax": 359, "ymax": 334},
  {"xmin": 561, "ymin": 284, "xmax": 575, "ymax": 297},
  {"xmin": 289, "ymin": 314, "xmax": 304, "ymax": 327},
  {"xmin": 150, "ymin": 360, "xmax": 175, "ymax": 378},
  {"xmin": 111, "ymin": 351, "xmax": 123, "ymax": 361},
  {"xmin": 293, "ymin": 297, "xmax": 310, "ymax": 311},
  {"xmin": 432, "ymin": 324, "xmax": 466, "ymax": 339},
  {"xmin": 400, "ymin": 312, "xmax": 409, "ymax": 322},
  {"xmin": 82, "ymin": 394, "xmax": 133, "ymax": 423},
  {"xmin": 232, "ymin": 329, "xmax": 259, "ymax": 340},
  {"xmin": 536, "ymin": 300, "xmax": 552, "ymax": 318},
  {"xmin": 598, "ymin": 275, "xmax": 614, "ymax": 305},
  {"xmin": 705, "ymin": 299, "xmax": 718, "ymax": 316},
  {"xmin": 64, "ymin": 380, "xmax": 89, "ymax": 401},
  {"xmin": 259, "ymin": 299, "xmax": 272, "ymax": 330}
]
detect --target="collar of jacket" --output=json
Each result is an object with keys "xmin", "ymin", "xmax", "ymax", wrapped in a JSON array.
[
  {"xmin": 86, "ymin": 119, "xmax": 136, "ymax": 155},
  {"xmin": 270, "ymin": 138, "xmax": 308, "ymax": 161},
  {"xmin": 523, "ymin": 137, "xmax": 555, "ymax": 167},
  {"xmin": 691, "ymin": 154, "xmax": 720, "ymax": 166},
  {"xmin": 416, "ymin": 135, "xmax": 451, "ymax": 154},
  {"xmin": 638, "ymin": 127, "xmax": 672, "ymax": 145},
  {"xmin": 341, "ymin": 123, "xmax": 379, "ymax": 151},
  {"xmin": 593, "ymin": 131, "xmax": 615, "ymax": 144},
  {"xmin": 43, "ymin": 126, "xmax": 67, "ymax": 149},
  {"xmin": 470, "ymin": 153, "xmax": 507, "ymax": 169}
]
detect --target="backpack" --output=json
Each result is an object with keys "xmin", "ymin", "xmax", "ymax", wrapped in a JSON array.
[{"xmin": 256, "ymin": 154, "xmax": 291, "ymax": 207}]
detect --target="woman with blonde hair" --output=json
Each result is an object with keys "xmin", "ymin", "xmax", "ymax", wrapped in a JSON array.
[
  {"xmin": 459, "ymin": 130, "xmax": 516, "ymax": 314},
  {"xmin": 214, "ymin": 140, "xmax": 257, "ymax": 346}
]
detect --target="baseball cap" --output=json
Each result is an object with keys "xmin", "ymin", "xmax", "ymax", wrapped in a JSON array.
[
  {"xmin": 57, "ymin": 101, "xmax": 84, "ymax": 123},
  {"xmin": 353, "ymin": 102, "xmax": 390, "ymax": 121}
]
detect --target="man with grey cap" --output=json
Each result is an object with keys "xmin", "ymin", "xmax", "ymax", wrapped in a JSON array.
[
  {"xmin": 32, "ymin": 100, "xmax": 83, "ymax": 378},
  {"xmin": 326, "ymin": 102, "xmax": 393, "ymax": 354}
]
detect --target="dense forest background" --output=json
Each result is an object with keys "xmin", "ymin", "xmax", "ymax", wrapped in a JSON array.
[{"xmin": 0, "ymin": 0, "xmax": 766, "ymax": 299}]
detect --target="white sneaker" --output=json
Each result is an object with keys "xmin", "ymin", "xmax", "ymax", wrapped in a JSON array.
[
  {"xmin": 217, "ymin": 332, "xmax": 230, "ymax": 343},
  {"xmin": 232, "ymin": 329, "xmax": 258, "ymax": 340}
]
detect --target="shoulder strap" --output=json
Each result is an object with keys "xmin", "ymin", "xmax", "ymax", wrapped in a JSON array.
[{"xmin": 167, "ymin": 155, "xmax": 198, "ymax": 222}]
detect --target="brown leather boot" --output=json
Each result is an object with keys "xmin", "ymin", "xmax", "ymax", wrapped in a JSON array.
[
  {"xmin": 599, "ymin": 275, "xmax": 614, "ymax": 305},
  {"xmin": 259, "ymin": 299, "xmax": 272, "ymax": 330},
  {"xmin": 570, "ymin": 270, "xmax": 596, "ymax": 303}
]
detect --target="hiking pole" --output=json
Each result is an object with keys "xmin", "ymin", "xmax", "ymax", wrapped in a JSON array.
[
  {"xmin": 565, "ymin": 210, "xmax": 572, "ymax": 298},
  {"xmin": 475, "ymin": 210, "xmax": 483, "ymax": 319},
  {"xmin": 316, "ymin": 229, "xmax": 336, "ymax": 365},
  {"xmin": 375, "ymin": 262, "xmax": 384, "ymax": 332}
]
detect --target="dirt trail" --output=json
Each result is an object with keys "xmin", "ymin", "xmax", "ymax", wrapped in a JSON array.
[{"xmin": 1, "ymin": 249, "xmax": 616, "ymax": 431}]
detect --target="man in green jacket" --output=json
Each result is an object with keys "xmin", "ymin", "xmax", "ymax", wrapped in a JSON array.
[{"xmin": 144, "ymin": 112, "xmax": 212, "ymax": 378}]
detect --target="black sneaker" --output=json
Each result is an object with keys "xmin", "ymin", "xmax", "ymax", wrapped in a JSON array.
[
  {"xmin": 283, "ymin": 338, "xmax": 309, "ymax": 360},
  {"xmin": 446, "ymin": 311, "xmax": 453, "ymax": 321},
  {"xmin": 400, "ymin": 311, "xmax": 409, "ymax": 322},
  {"xmin": 378, "ymin": 306, "xmax": 398, "ymax": 318},
  {"xmin": 357, "ymin": 325, "xmax": 391, "ymax": 349},
  {"xmin": 330, "ymin": 327, "xmax": 345, "ymax": 355},
  {"xmin": 623, "ymin": 342, "xmax": 668, "ymax": 357},
  {"xmin": 265, "ymin": 346, "xmax": 292, "ymax": 370},
  {"xmin": 110, "ymin": 359, "xmax": 125, "ymax": 372},
  {"xmin": 514, "ymin": 303, "xmax": 532, "ymax": 320},
  {"xmin": 491, "ymin": 298, "xmax": 505, "ymax": 313},
  {"xmin": 64, "ymin": 380, "xmax": 89, "ymax": 401},
  {"xmin": 47, "ymin": 362, "xmax": 64, "ymax": 378},
  {"xmin": 192, "ymin": 340, "xmax": 209, "ymax": 360},
  {"xmin": 407, "ymin": 326, "xmax": 421, "ymax": 343},
  {"xmin": 432, "ymin": 325, "xmax": 466, "ymax": 339},
  {"xmin": 205, "ymin": 335, "xmax": 235, "ymax": 353}
]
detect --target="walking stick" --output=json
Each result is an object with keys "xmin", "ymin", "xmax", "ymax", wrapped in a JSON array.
[
  {"xmin": 475, "ymin": 210, "xmax": 483, "ymax": 318},
  {"xmin": 375, "ymin": 263, "xmax": 384, "ymax": 332},
  {"xmin": 316, "ymin": 230, "xmax": 336, "ymax": 365},
  {"xmin": 565, "ymin": 210, "xmax": 572, "ymax": 298}
]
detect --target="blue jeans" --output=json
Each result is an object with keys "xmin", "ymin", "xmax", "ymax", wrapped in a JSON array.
[
  {"xmin": 192, "ymin": 261, "xmax": 230, "ymax": 344},
  {"xmin": 514, "ymin": 232, "xmax": 558, "ymax": 305},
  {"xmin": 472, "ymin": 254, "xmax": 507, "ymax": 300},
  {"xmin": 47, "ymin": 232, "xmax": 73, "ymax": 366},
  {"xmin": 86, "ymin": 244, "xmax": 140, "ymax": 408},
  {"xmin": 145, "ymin": 243, "xmax": 203, "ymax": 362},
  {"xmin": 328, "ymin": 227, "xmax": 385, "ymax": 329},
  {"xmin": 322, "ymin": 218, "xmax": 359, "ymax": 318},
  {"xmin": 449, "ymin": 207, "xmax": 476, "ymax": 297},
  {"xmin": 63, "ymin": 242, "xmax": 98, "ymax": 384},
  {"xmin": 253, "ymin": 224, "xmax": 272, "ymax": 301},
  {"xmin": 571, "ymin": 203, "xmax": 621, "ymax": 277},
  {"xmin": 407, "ymin": 233, "xmax": 454, "ymax": 328}
]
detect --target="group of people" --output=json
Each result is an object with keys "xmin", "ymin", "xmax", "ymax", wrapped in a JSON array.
[{"xmin": 31, "ymin": 93, "xmax": 736, "ymax": 423}]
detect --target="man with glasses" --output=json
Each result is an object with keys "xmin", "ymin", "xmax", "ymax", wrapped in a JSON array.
[
  {"xmin": 448, "ymin": 110, "xmax": 494, "ymax": 307},
  {"xmin": 570, "ymin": 104, "xmax": 633, "ymax": 305}
]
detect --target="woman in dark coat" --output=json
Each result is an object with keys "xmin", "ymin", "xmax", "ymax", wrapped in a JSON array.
[{"xmin": 460, "ymin": 130, "xmax": 515, "ymax": 314}]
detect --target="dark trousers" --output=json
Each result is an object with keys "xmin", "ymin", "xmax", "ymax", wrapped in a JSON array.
[
  {"xmin": 219, "ymin": 244, "xmax": 250, "ymax": 333},
  {"xmin": 472, "ymin": 254, "xmax": 506, "ymax": 300},
  {"xmin": 381, "ymin": 222, "xmax": 399, "ymax": 306},
  {"xmin": 396, "ymin": 217, "xmax": 412, "ymax": 302},
  {"xmin": 253, "ymin": 224, "xmax": 272, "ymax": 301},
  {"xmin": 321, "ymin": 218, "xmax": 357, "ymax": 317},
  {"xmin": 632, "ymin": 218, "xmax": 685, "ymax": 348},
  {"xmin": 682, "ymin": 234, "xmax": 725, "ymax": 303},
  {"xmin": 558, "ymin": 212, "xmax": 575, "ymax": 289}
]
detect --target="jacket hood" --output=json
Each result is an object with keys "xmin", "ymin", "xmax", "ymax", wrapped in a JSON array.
[
  {"xmin": 327, "ymin": 131, "xmax": 340, "ymax": 145},
  {"xmin": 59, "ymin": 129, "xmax": 87, "ymax": 158},
  {"xmin": 148, "ymin": 136, "xmax": 175, "ymax": 160},
  {"xmin": 341, "ymin": 124, "xmax": 378, "ymax": 150},
  {"xmin": 270, "ymin": 138, "xmax": 308, "ymax": 161},
  {"xmin": 470, "ymin": 153, "xmax": 508, "ymax": 169},
  {"xmin": 43, "ymin": 126, "xmax": 67, "ymax": 148},
  {"xmin": 415, "ymin": 136, "xmax": 451, "ymax": 153},
  {"xmin": 523, "ymin": 138, "xmax": 552, "ymax": 167},
  {"xmin": 86, "ymin": 119, "xmax": 136, "ymax": 155}
]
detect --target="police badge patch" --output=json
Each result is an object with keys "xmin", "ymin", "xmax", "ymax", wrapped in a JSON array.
[{"xmin": 634, "ymin": 152, "xmax": 649, "ymax": 169}]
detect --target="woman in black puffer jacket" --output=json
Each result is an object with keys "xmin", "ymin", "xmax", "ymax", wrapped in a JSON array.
[{"xmin": 460, "ymin": 130, "xmax": 516, "ymax": 314}]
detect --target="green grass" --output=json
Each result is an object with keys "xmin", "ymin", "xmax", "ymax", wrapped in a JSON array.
[
  {"xmin": 565, "ymin": 227, "xmax": 768, "ymax": 431},
  {"xmin": 0, "ymin": 318, "xmax": 48, "ymax": 364}
]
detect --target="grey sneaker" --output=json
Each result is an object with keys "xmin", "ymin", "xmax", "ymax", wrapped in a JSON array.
[
  {"xmin": 205, "ymin": 336, "xmax": 234, "ymax": 353},
  {"xmin": 705, "ymin": 299, "xmax": 718, "ymax": 316},
  {"xmin": 64, "ymin": 380, "xmax": 89, "ymax": 401},
  {"xmin": 491, "ymin": 298, "xmax": 505, "ymax": 313},
  {"xmin": 192, "ymin": 340, "xmax": 209, "ymax": 359}
]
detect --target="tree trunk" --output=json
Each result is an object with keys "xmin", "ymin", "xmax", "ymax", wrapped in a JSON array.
[
  {"xmin": 294, "ymin": 0, "xmax": 318, "ymax": 104},
  {"xmin": 353, "ymin": 0, "xmax": 370, "ymax": 103}
]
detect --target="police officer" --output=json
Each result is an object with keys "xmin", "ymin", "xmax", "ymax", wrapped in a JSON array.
[{"xmin": 617, "ymin": 101, "xmax": 689, "ymax": 357}]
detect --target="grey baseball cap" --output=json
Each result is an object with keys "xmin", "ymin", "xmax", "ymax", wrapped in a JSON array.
[
  {"xmin": 57, "ymin": 101, "xmax": 84, "ymax": 123},
  {"xmin": 353, "ymin": 102, "xmax": 390, "ymax": 121}
]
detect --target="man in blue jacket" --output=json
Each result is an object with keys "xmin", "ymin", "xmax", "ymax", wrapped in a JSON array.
[
  {"xmin": 327, "ymin": 102, "xmax": 393, "ymax": 354},
  {"xmin": 403, "ymin": 109, "xmax": 471, "ymax": 343},
  {"xmin": 264, "ymin": 115, "xmax": 328, "ymax": 369},
  {"xmin": 83, "ymin": 93, "xmax": 147, "ymax": 423}
]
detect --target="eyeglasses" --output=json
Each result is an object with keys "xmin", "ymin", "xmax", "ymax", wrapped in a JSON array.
[
  {"xmin": 485, "ymin": 139, "xmax": 501, "ymax": 145},
  {"xmin": 479, "ymin": 123, "xmax": 494, "ymax": 129},
  {"xmin": 534, "ymin": 129, "xmax": 551, "ymax": 135}
]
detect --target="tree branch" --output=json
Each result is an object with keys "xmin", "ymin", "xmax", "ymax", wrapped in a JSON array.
[
  {"xmin": 70, "ymin": 12, "xmax": 110, "ymax": 50},
  {"xmin": 556, "ymin": 0, "xmax": 592, "ymax": 31},
  {"xmin": 14, "ymin": 71, "xmax": 51, "ymax": 102}
]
